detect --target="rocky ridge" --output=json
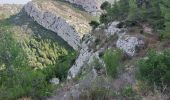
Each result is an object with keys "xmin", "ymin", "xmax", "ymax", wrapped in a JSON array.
[
  {"xmin": 24, "ymin": 0, "xmax": 92, "ymax": 50},
  {"xmin": 24, "ymin": 0, "xmax": 145, "ymax": 90},
  {"xmin": 67, "ymin": 21, "xmax": 145, "ymax": 79}
]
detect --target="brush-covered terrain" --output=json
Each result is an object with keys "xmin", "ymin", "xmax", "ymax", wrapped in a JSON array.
[
  {"xmin": 0, "ymin": 0, "xmax": 170, "ymax": 100},
  {"xmin": 0, "ymin": 3, "xmax": 77, "ymax": 100}
]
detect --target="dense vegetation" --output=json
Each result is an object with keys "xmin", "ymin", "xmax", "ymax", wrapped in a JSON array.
[
  {"xmin": 103, "ymin": 49, "xmax": 122, "ymax": 77},
  {"xmin": 0, "ymin": 17, "xmax": 76, "ymax": 99},
  {"xmin": 100, "ymin": 0, "xmax": 170, "ymax": 39},
  {"xmin": 99, "ymin": 0, "xmax": 170, "ymax": 91},
  {"xmin": 139, "ymin": 50, "xmax": 170, "ymax": 88}
]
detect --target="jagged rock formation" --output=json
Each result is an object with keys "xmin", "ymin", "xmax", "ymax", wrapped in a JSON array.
[
  {"xmin": 67, "ymin": 35, "xmax": 93, "ymax": 79},
  {"xmin": 24, "ymin": 0, "xmax": 92, "ymax": 50},
  {"xmin": 64, "ymin": 0, "xmax": 115, "ymax": 15},
  {"xmin": 105, "ymin": 22, "xmax": 145, "ymax": 57},
  {"xmin": 68, "ymin": 21, "xmax": 145, "ymax": 79}
]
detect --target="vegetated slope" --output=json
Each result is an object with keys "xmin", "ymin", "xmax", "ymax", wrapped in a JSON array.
[
  {"xmin": 49, "ymin": 0, "xmax": 170, "ymax": 100},
  {"xmin": 0, "ymin": 3, "xmax": 77, "ymax": 99}
]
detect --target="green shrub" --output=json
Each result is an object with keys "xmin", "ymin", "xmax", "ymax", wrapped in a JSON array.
[
  {"xmin": 89, "ymin": 21, "xmax": 100, "ymax": 29},
  {"xmin": 100, "ymin": 1, "xmax": 111, "ymax": 10},
  {"xmin": 100, "ymin": 0, "xmax": 164, "ymax": 31},
  {"xmin": 160, "ymin": 0, "xmax": 170, "ymax": 39},
  {"xmin": 103, "ymin": 49, "xmax": 122, "ymax": 77},
  {"xmin": 100, "ymin": 0, "xmax": 129, "ymax": 24},
  {"xmin": 120, "ymin": 86, "xmax": 136, "ymax": 97},
  {"xmin": 138, "ymin": 50, "xmax": 170, "ymax": 88}
]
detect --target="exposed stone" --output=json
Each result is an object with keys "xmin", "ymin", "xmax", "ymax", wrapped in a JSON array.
[
  {"xmin": 116, "ymin": 35, "xmax": 145, "ymax": 57},
  {"xmin": 105, "ymin": 21, "xmax": 126, "ymax": 37},
  {"xmin": 67, "ymin": 45, "xmax": 93, "ymax": 79},
  {"xmin": 24, "ymin": 1, "xmax": 92, "ymax": 50},
  {"xmin": 50, "ymin": 78, "xmax": 60, "ymax": 85},
  {"xmin": 64, "ymin": 0, "xmax": 115, "ymax": 15}
]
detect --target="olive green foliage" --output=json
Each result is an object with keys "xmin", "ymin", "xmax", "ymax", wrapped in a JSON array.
[
  {"xmin": 103, "ymin": 49, "xmax": 122, "ymax": 77},
  {"xmin": 100, "ymin": 0, "xmax": 129, "ymax": 23},
  {"xmin": 23, "ymin": 36, "xmax": 70, "ymax": 69},
  {"xmin": 100, "ymin": 1, "xmax": 111, "ymax": 10},
  {"xmin": 120, "ymin": 86, "xmax": 136, "ymax": 97},
  {"xmin": 100, "ymin": 0, "xmax": 164, "ymax": 30},
  {"xmin": 139, "ymin": 50, "xmax": 170, "ymax": 88},
  {"xmin": 160, "ymin": 0, "xmax": 170, "ymax": 39},
  {"xmin": 0, "ymin": 30, "xmax": 52, "ymax": 99},
  {"xmin": 0, "ymin": 18, "xmax": 76, "ymax": 99}
]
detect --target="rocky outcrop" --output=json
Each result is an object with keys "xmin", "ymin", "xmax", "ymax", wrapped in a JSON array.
[
  {"xmin": 67, "ymin": 35, "xmax": 93, "ymax": 79},
  {"xmin": 64, "ymin": 0, "xmax": 115, "ymax": 15},
  {"xmin": 116, "ymin": 35, "xmax": 145, "ymax": 57},
  {"xmin": 105, "ymin": 21, "xmax": 126, "ymax": 37},
  {"xmin": 24, "ymin": 1, "xmax": 91, "ymax": 50},
  {"xmin": 67, "ymin": 21, "xmax": 145, "ymax": 79},
  {"xmin": 105, "ymin": 22, "xmax": 145, "ymax": 57}
]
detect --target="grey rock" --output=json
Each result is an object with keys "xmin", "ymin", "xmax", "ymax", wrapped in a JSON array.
[
  {"xmin": 50, "ymin": 78, "xmax": 60, "ymax": 85},
  {"xmin": 116, "ymin": 35, "xmax": 145, "ymax": 57}
]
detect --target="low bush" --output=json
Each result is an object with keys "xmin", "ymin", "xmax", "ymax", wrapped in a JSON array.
[
  {"xmin": 103, "ymin": 49, "xmax": 122, "ymax": 77},
  {"xmin": 89, "ymin": 21, "xmax": 100, "ymax": 29},
  {"xmin": 138, "ymin": 50, "xmax": 170, "ymax": 88}
]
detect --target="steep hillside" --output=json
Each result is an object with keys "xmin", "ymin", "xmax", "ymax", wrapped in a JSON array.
[
  {"xmin": 0, "ymin": 0, "xmax": 170, "ymax": 100},
  {"xmin": 0, "ymin": 2, "xmax": 78, "ymax": 99},
  {"xmin": 25, "ymin": 0, "xmax": 93, "ymax": 50}
]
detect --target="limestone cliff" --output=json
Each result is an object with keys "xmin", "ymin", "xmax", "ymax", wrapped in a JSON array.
[{"xmin": 24, "ymin": 0, "xmax": 92, "ymax": 50}]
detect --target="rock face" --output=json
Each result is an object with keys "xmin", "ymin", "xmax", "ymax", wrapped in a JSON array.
[
  {"xmin": 64, "ymin": 0, "xmax": 115, "ymax": 15},
  {"xmin": 116, "ymin": 35, "xmax": 145, "ymax": 56},
  {"xmin": 67, "ymin": 36, "xmax": 93, "ymax": 79},
  {"xmin": 24, "ymin": 0, "xmax": 92, "ymax": 50},
  {"xmin": 105, "ymin": 22, "xmax": 145, "ymax": 57}
]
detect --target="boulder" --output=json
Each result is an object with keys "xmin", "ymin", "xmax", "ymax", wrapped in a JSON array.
[
  {"xmin": 50, "ymin": 78, "xmax": 60, "ymax": 85},
  {"xmin": 116, "ymin": 35, "xmax": 145, "ymax": 57}
]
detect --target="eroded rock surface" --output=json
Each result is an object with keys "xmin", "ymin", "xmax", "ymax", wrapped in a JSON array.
[
  {"xmin": 116, "ymin": 35, "xmax": 145, "ymax": 57},
  {"xmin": 24, "ymin": 0, "xmax": 92, "ymax": 50},
  {"xmin": 67, "ymin": 35, "xmax": 93, "ymax": 79}
]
